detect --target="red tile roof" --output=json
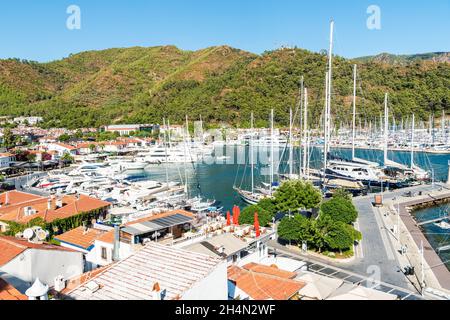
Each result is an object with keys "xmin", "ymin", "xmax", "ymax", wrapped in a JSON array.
[
  {"xmin": 96, "ymin": 229, "xmax": 115, "ymax": 244},
  {"xmin": 54, "ymin": 226, "xmax": 108, "ymax": 250},
  {"xmin": 243, "ymin": 263, "xmax": 297, "ymax": 279},
  {"xmin": 0, "ymin": 191, "xmax": 42, "ymax": 207},
  {"xmin": 54, "ymin": 143, "xmax": 77, "ymax": 150},
  {"xmin": 228, "ymin": 265, "xmax": 305, "ymax": 300},
  {"xmin": 0, "ymin": 192, "xmax": 111, "ymax": 224},
  {"xmin": 0, "ymin": 236, "xmax": 75, "ymax": 266},
  {"xmin": 0, "ymin": 278, "xmax": 27, "ymax": 300}
]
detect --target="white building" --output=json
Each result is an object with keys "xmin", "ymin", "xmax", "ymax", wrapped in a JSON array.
[
  {"xmin": 104, "ymin": 124, "xmax": 155, "ymax": 136},
  {"xmin": 65, "ymin": 242, "xmax": 228, "ymax": 300},
  {"xmin": 0, "ymin": 236, "xmax": 84, "ymax": 293},
  {"xmin": 44, "ymin": 143, "xmax": 78, "ymax": 157},
  {"xmin": 0, "ymin": 153, "xmax": 14, "ymax": 168},
  {"xmin": 54, "ymin": 224, "xmax": 114, "ymax": 271},
  {"xmin": 13, "ymin": 117, "xmax": 43, "ymax": 126}
]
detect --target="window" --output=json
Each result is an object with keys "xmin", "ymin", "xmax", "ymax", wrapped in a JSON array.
[{"xmin": 101, "ymin": 247, "xmax": 108, "ymax": 260}]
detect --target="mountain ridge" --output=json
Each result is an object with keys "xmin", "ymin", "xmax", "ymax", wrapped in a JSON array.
[{"xmin": 0, "ymin": 45, "xmax": 449, "ymax": 129}]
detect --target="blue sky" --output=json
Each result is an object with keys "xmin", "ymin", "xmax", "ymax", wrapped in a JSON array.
[{"xmin": 0, "ymin": 0, "xmax": 449, "ymax": 62}]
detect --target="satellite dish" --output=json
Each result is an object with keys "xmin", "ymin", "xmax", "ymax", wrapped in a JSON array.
[
  {"xmin": 23, "ymin": 228, "xmax": 35, "ymax": 240},
  {"xmin": 36, "ymin": 229, "xmax": 48, "ymax": 241}
]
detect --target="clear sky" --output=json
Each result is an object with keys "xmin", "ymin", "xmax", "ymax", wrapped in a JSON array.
[{"xmin": 0, "ymin": 0, "xmax": 449, "ymax": 62}]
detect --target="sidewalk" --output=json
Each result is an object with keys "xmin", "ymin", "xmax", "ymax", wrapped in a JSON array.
[{"xmin": 380, "ymin": 187, "xmax": 450, "ymax": 295}]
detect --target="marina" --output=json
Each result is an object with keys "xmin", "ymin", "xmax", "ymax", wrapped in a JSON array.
[{"xmin": 0, "ymin": 1, "xmax": 449, "ymax": 303}]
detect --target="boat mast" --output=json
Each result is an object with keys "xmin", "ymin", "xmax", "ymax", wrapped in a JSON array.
[
  {"xmin": 411, "ymin": 113, "xmax": 415, "ymax": 169},
  {"xmin": 326, "ymin": 20, "xmax": 334, "ymax": 158},
  {"xmin": 352, "ymin": 64, "xmax": 357, "ymax": 160},
  {"xmin": 299, "ymin": 76, "xmax": 304, "ymax": 177},
  {"xmin": 323, "ymin": 72, "xmax": 329, "ymax": 173},
  {"xmin": 270, "ymin": 109, "xmax": 274, "ymax": 196},
  {"xmin": 250, "ymin": 112, "xmax": 255, "ymax": 194},
  {"xmin": 289, "ymin": 108, "xmax": 293, "ymax": 177},
  {"xmin": 163, "ymin": 118, "xmax": 169, "ymax": 187},
  {"xmin": 384, "ymin": 93, "xmax": 389, "ymax": 166},
  {"xmin": 184, "ymin": 115, "xmax": 189, "ymax": 195},
  {"xmin": 303, "ymin": 88, "xmax": 308, "ymax": 179}
]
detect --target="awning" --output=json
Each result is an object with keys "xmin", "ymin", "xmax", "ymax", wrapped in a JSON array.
[{"xmin": 122, "ymin": 214, "xmax": 193, "ymax": 236}]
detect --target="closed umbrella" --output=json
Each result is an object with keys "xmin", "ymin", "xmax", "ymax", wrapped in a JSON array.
[
  {"xmin": 235, "ymin": 206, "xmax": 241, "ymax": 225},
  {"xmin": 254, "ymin": 212, "xmax": 260, "ymax": 237},
  {"xmin": 226, "ymin": 211, "xmax": 231, "ymax": 226}
]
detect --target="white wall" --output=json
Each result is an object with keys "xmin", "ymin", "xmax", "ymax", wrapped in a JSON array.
[
  {"xmin": 182, "ymin": 262, "xmax": 228, "ymax": 300},
  {"xmin": 0, "ymin": 249, "xmax": 83, "ymax": 292}
]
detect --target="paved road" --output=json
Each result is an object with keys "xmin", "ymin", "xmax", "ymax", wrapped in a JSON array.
[
  {"xmin": 346, "ymin": 184, "xmax": 443, "ymax": 289},
  {"xmin": 272, "ymin": 184, "xmax": 444, "ymax": 292},
  {"xmin": 268, "ymin": 244, "xmax": 423, "ymax": 300}
]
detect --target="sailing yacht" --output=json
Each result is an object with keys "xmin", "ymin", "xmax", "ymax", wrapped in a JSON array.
[
  {"xmin": 234, "ymin": 112, "xmax": 270, "ymax": 205},
  {"xmin": 322, "ymin": 59, "xmax": 384, "ymax": 187},
  {"xmin": 382, "ymin": 96, "xmax": 430, "ymax": 184}
]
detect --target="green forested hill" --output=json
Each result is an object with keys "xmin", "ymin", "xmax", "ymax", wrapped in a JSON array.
[{"xmin": 0, "ymin": 45, "xmax": 449, "ymax": 129}]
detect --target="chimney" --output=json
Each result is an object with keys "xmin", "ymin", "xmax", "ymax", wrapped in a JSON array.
[
  {"xmin": 56, "ymin": 197, "xmax": 63, "ymax": 209},
  {"xmin": 151, "ymin": 282, "xmax": 162, "ymax": 300},
  {"xmin": 5, "ymin": 192, "xmax": 9, "ymax": 206},
  {"xmin": 113, "ymin": 225, "xmax": 120, "ymax": 261},
  {"xmin": 47, "ymin": 199, "xmax": 52, "ymax": 210}
]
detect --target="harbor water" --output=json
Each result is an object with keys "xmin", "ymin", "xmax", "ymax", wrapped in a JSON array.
[
  {"xmin": 128, "ymin": 146, "xmax": 450, "ymax": 210},
  {"xmin": 412, "ymin": 203, "xmax": 450, "ymax": 271}
]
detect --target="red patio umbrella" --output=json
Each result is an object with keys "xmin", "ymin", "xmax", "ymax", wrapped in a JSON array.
[
  {"xmin": 226, "ymin": 211, "xmax": 231, "ymax": 226},
  {"xmin": 232, "ymin": 206, "xmax": 237, "ymax": 225},
  {"xmin": 235, "ymin": 206, "xmax": 241, "ymax": 226},
  {"xmin": 254, "ymin": 212, "xmax": 260, "ymax": 238}
]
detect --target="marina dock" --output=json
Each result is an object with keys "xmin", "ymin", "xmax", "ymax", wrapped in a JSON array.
[{"xmin": 394, "ymin": 185, "xmax": 450, "ymax": 291}]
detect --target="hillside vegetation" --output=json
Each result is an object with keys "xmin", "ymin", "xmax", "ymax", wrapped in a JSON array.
[{"xmin": 0, "ymin": 45, "xmax": 449, "ymax": 129}]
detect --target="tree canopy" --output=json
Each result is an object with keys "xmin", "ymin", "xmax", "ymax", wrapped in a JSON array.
[
  {"xmin": 274, "ymin": 180, "xmax": 322, "ymax": 212},
  {"xmin": 238, "ymin": 204, "xmax": 272, "ymax": 227},
  {"xmin": 320, "ymin": 196, "xmax": 358, "ymax": 224}
]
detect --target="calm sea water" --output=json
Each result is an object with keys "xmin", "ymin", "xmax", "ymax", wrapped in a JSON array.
[
  {"xmin": 127, "ymin": 146, "xmax": 450, "ymax": 267},
  {"xmin": 412, "ymin": 203, "xmax": 450, "ymax": 271},
  {"xmin": 128, "ymin": 146, "xmax": 450, "ymax": 211}
]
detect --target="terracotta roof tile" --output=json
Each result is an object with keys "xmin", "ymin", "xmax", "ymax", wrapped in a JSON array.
[
  {"xmin": 54, "ymin": 226, "xmax": 108, "ymax": 250},
  {"xmin": 0, "ymin": 193, "xmax": 110, "ymax": 224},
  {"xmin": 228, "ymin": 265, "xmax": 305, "ymax": 300},
  {"xmin": 0, "ymin": 236, "xmax": 75, "ymax": 266},
  {"xmin": 96, "ymin": 229, "xmax": 115, "ymax": 244},
  {"xmin": 0, "ymin": 278, "xmax": 27, "ymax": 300},
  {"xmin": 243, "ymin": 263, "xmax": 297, "ymax": 279}
]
